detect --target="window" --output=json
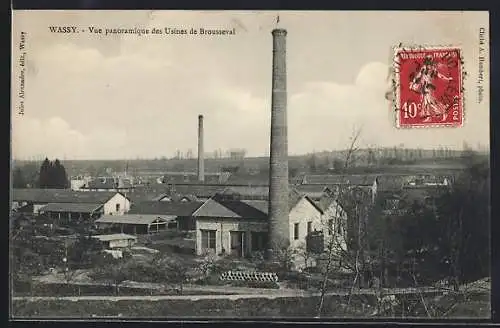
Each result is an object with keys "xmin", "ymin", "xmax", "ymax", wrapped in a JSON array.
[
  {"xmin": 251, "ymin": 232, "xmax": 268, "ymax": 252},
  {"xmin": 328, "ymin": 219, "xmax": 333, "ymax": 235},
  {"xmin": 337, "ymin": 219, "xmax": 342, "ymax": 234},
  {"xmin": 293, "ymin": 223, "xmax": 299, "ymax": 240},
  {"xmin": 201, "ymin": 229, "xmax": 216, "ymax": 250},
  {"xmin": 386, "ymin": 199, "xmax": 400, "ymax": 210},
  {"xmin": 307, "ymin": 222, "xmax": 312, "ymax": 235},
  {"xmin": 115, "ymin": 203, "xmax": 120, "ymax": 212}
]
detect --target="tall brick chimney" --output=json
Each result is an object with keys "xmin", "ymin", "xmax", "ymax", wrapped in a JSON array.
[
  {"xmin": 198, "ymin": 114, "xmax": 205, "ymax": 182},
  {"xmin": 267, "ymin": 28, "xmax": 289, "ymax": 258}
]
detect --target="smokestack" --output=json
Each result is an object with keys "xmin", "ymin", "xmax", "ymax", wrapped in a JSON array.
[
  {"xmin": 267, "ymin": 28, "xmax": 289, "ymax": 258},
  {"xmin": 198, "ymin": 114, "xmax": 205, "ymax": 182}
]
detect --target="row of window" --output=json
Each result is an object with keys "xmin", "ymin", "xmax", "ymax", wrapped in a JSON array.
[
  {"xmin": 200, "ymin": 221, "xmax": 344, "ymax": 249},
  {"xmin": 200, "ymin": 230, "xmax": 268, "ymax": 252},
  {"xmin": 200, "ymin": 220, "xmax": 343, "ymax": 247}
]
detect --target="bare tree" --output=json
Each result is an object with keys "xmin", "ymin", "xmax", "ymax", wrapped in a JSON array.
[{"xmin": 316, "ymin": 126, "xmax": 365, "ymax": 317}]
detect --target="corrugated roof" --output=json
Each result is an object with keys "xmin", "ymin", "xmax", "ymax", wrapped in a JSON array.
[
  {"xmin": 38, "ymin": 202, "xmax": 103, "ymax": 213},
  {"xmin": 12, "ymin": 189, "xmax": 121, "ymax": 204},
  {"xmin": 128, "ymin": 201, "xmax": 203, "ymax": 216},
  {"xmin": 95, "ymin": 214, "xmax": 175, "ymax": 225},
  {"xmin": 92, "ymin": 233, "xmax": 137, "ymax": 241}
]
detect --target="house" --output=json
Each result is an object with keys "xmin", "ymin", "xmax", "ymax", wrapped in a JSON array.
[
  {"xmin": 95, "ymin": 214, "xmax": 176, "ymax": 235},
  {"xmin": 192, "ymin": 188, "xmax": 347, "ymax": 268},
  {"xmin": 12, "ymin": 188, "xmax": 131, "ymax": 216},
  {"xmin": 128, "ymin": 201, "xmax": 203, "ymax": 231},
  {"xmin": 92, "ymin": 233, "xmax": 137, "ymax": 249}
]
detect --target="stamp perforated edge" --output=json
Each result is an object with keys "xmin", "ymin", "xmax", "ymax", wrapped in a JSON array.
[{"xmin": 389, "ymin": 43, "xmax": 466, "ymax": 129}]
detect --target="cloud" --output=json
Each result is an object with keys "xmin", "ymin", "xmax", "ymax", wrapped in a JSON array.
[
  {"xmin": 12, "ymin": 116, "xmax": 87, "ymax": 159},
  {"xmin": 288, "ymin": 61, "xmax": 391, "ymax": 153},
  {"xmin": 11, "ymin": 11, "xmax": 489, "ymax": 159}
]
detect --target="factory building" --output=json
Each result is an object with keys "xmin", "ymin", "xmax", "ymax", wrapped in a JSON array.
[{"xmin": 192, "ymin": 188, "xmax": 348, "ymax": 269}]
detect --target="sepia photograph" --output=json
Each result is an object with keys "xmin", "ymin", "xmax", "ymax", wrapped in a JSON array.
[{"xmin": 10, "ymin": 10, "xmax": 490, "ymax": 319}]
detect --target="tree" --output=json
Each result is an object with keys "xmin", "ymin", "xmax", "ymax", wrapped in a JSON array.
[
  {"xmin": 38, "ymin": 158, "xmax": 52, "ymax": 189},
  {"xmin": 436, "ymin": 151, "xmax": 490, "ymax": 289},
  {"xmin": 13, "ymin": 168, "xmax": 27, "ymax": 188},
  {"xmin": 52, "ymin": 159, "xmax": 70, "ymax": 189},
  {"xmin": 317, "ymin": 126, "xmax": 364, "ymax": 317},
  {"xmin": 91, "ymin": 258, "xmax": 131, "ymax": 295},
  {"xmin": 154, "ymin": 255, "xmax": 191, "ymax": 294},
  {"xmin": 38, "ymin": 158, "xmax": 69, "ymax": 189}
]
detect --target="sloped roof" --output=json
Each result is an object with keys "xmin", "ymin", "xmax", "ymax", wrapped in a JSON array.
[
  {"xmin": 12, "ymin": 188, "xmax": 121, "ymax": 204},
  {"xmin": 133, "ymin": 184, "xmax": 226, "ymax": 198},
  {"xmin": 193, "ymin": 189, "xmax": 318, "ymax": 219},
  {"xmin": 95, "ymin": 214, "xmax": 175, "ymax": 225},
  {"xmin": 218, "ymin": 186, "xmax": 270, "ymax": 200},
  {"xmin": 92, "ymin": 233, "xmax": 137, "ymax": 241},
  {"xmin": 316, "ymin": 195, "xmax": 337, "ymax": 212},
  {"xmin": 38, "ymin": 202, "xmax": 103, "ymax": 213},
  {"xmin": 303, "ymin": 174, "xmax": 378, "ymax": 186},
  {"xmin": 193, "ymin": 198, "xmax": 268, "ymax": 219},
  {"xmin": 84, "ymin": 177, "xmax": 117, "ymax": 189},
  {"xmin": 376, "ymin": 175, "xmax": 412, "ymax": 191},
  {"xmin": 128, "ymin": 201, "xmax": 203, "ymax": 216},
  {"xmin": 225, "ymin": 172, "xmax": 270, "ymax": 186},
  {"xmin": 127, "ymin": 191, "xmax": 162, "ymax": 203}
]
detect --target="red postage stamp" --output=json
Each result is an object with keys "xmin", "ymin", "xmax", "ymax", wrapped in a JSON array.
[{"xmin": 393, "ymin": 46, "xmax": 464, "ymax": 128}]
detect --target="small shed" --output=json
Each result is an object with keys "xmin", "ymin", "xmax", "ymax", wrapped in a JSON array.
[
  {"xmin": 95, "ymin": 214, "xmax": 176, "ymax": 235},
  {"xmin": 92, "ymin": 233, "xmax": 137, "ymax": 249}
]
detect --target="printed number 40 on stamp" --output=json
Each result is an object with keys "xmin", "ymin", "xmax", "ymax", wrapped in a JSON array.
[{"xmin": 392, "ymin": 45, "xmax": 464, "ymax": 128}]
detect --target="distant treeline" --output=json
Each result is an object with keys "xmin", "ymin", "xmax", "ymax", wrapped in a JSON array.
[{"xmin": 12, "ymin": 150, "xmax": 487, "ymax": 180}]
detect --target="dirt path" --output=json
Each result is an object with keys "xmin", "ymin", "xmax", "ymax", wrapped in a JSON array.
[{"xmin": 12, "ymin": 286, "xmax": 452, "ymax": 302}]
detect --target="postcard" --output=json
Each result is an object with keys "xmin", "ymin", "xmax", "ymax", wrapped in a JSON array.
[{"xmin": 10, "ymin": 10, "xmax": 490, "ymax": 320}]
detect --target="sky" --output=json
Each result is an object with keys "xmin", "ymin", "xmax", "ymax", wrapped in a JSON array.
[{"xmin": 11, "ymin": 11, "xmax": 490, "ymax": 160}]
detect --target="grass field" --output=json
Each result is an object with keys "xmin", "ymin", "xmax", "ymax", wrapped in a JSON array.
[{"xmin": 11, "ymin": 291, "xmax": 490, "ymax": 319}]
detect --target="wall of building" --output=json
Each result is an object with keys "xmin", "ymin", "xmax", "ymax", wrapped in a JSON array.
[
  {"xmin": 103, "ymin": 193, "xmax": 130, "ymax": 215},
  {"xmin": 319, "ymin": 200, "xmax": 348, "ymax": 253},
  {"xmin": 109, "ymin": 238, "xmax": 135, "ymax": 249},
  {"xmin": 288, "ymin": 197, "xmax": 322, "ymax": 250},
  {"xmin": 196, "ymin": 218, "xmax": 267, "ymax": 256},
  {"xmin": 33, "ymin": 203, "xmax": 47, "ymax": 215},
  {"xmin": 194, "ymin": 197, "xmax": 348, "ymax": 271}
]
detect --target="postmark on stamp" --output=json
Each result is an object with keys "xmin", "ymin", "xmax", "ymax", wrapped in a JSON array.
[{"xmin": 391, "ymin": 45, "xmax": 464, "ymax": 128}]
